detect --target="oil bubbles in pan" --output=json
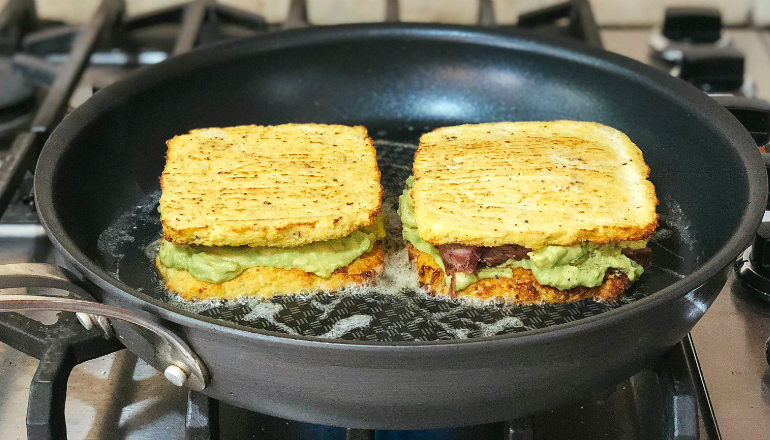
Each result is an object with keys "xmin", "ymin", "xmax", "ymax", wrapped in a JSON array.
[{"xmin": 96, "ymin": 140, "xmax": 690, "ymax": 342}]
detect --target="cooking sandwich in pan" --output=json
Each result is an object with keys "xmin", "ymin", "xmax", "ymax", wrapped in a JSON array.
[
  {"xmin": 155, "ymin": 123, "xmax": 385, "ymax": 300},
  {"xmin": 402, "ymin": 120, "xmax": 657, "ymax": 302},
  {"xmin": 9, "ymin": 25, "xmax": 763, "ymax": 428},
  {"xmin": 153, "ymin": 118, "xmax": 658, "ymax": 306}
]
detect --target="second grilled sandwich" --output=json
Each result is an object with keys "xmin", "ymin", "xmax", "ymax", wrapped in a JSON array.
[{"xmin": 399, "ymin": 120, "xmax": 658, "ymax": 303}]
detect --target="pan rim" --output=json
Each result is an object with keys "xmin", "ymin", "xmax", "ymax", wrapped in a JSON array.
[{"xmin": 35, "ymin": 23, "xmax": 766, "ymax": 348}]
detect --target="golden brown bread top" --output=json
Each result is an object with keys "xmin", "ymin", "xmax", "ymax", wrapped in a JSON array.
[
  {"xmin": 411, "ymin": 121, "xmax": 658, "ymax": 249},
  {"xmin": 160, "ymin": 123, "xmax": 382, "ymax": 247}
]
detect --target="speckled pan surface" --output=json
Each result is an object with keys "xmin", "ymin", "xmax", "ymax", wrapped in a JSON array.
[{"xmin": 33, "ymin": 24, "xmax": 765, "ymax": 428}]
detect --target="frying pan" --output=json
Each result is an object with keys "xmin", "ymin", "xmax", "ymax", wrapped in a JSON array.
[{"xmin": 0, "ymin": 24, "xmax": 765, "ymax": 429}]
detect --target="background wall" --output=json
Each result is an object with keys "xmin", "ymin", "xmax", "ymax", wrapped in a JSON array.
[{"xmin": 1, "ymin": 0, "xmax": 769, "ymax": 26}]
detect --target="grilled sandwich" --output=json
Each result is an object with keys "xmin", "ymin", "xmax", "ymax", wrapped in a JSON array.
[
  {"xmin": 155, "ymin": 123, "xmax": 384, "ymax": 300},
  {"xmin": 399, "ymin": 121, "xmax": 657, "ymax": 303}
]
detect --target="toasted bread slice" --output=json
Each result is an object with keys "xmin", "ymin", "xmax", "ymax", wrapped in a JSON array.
[
  {"xmin": 157, "ymin": 243, "xmax": 385, "ymax": 300},
  {"xmin": 407, "ymin": 244, "xmax": 629, "ymax": 303},
  {"xmin": 160, "ymin": 124, "xmax": 382, "ymax": 247},
  {"xmin": 411, "ymin": 121, "xmax": 658, "ymax": 249}
]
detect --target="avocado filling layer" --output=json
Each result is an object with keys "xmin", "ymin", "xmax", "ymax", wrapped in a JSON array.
[
  {"xmin": 158, "ymin": 215, "xmax": 385, "ymax": 283},
  {"xmin": 398, "ymin": 176, "xmax": 644, "ymax": 291}
]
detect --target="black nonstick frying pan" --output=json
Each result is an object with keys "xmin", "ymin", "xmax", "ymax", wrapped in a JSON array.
[{"xmin": 0, "ymin": 24, "xmax": 765, "ymax": 429}]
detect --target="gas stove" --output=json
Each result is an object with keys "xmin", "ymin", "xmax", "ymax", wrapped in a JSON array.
[{"xmin": 0, "ymin": 1, "xmax": 768, "ymax": 439}]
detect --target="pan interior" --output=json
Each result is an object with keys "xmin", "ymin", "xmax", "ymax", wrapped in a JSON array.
[
  {"xmin": 47, "ymin": 30, "xmax": 748, "ymax": 341},
  {"xmin": 96, "ymin": 138, "xmax": 690, "ymax": 341}
]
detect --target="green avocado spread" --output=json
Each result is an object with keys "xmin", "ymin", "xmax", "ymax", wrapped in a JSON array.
[
  {"xmin": 158, "ymin": 215, "xmax": 386, "ymax": 283},
  {"xmin": 398, "ymin": 176, "xmax": 644, "ymax": 291}
]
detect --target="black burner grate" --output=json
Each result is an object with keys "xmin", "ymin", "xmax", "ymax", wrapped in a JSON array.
[
  {"xmin": 0, "ymin": 311, "xmax": 122, "ymax": 439},
  {"xmin": 0, "ymin": 1, "xmax": 125, "ymax": 439}
]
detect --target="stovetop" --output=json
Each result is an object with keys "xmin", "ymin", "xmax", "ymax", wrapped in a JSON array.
[
  {"xmin": 602, "ymin": 28, "xmax": 770, "ymax": 440},
  {"xmin": 0, "ymin": 1, "xmax": 769, "ymax": 439}
]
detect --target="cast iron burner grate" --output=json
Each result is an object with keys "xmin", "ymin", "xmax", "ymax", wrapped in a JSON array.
[
  {"xmin": 0, "ymin": 0, "xmax": 718, "ymax": 439},
  {"xmin": 0, "ymin": 311, "xmax": 122, "ymax": 439}
]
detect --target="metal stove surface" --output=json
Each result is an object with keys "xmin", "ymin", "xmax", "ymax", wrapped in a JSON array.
[
  {"xmin": 602, "ymin": 28, "xmax": 770, "ymax": 440},
  {"xmin": 1, "ymin": 25, "xmax": 769, "ymax": 440}
]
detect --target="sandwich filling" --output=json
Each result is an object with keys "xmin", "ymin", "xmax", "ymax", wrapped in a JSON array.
[
  {"xmin": 399, "ymin": 176, "xmax": 647, "ymax": 292},
  {"xmin": 157, "ymin": 214, "xmax": 385, "ymax": 283}
]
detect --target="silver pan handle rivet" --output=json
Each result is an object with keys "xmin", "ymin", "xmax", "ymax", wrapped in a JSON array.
[
  {"xmin": 76, "ymin": 312, "xmax": 94, "ymax": 330},
  {"xmin": 0, "ymin": 267, "xmax": 209, "ymax": 391},
  {"xmin": 164, "ymin": 364, "xmax": 189, "ymax": 387}
]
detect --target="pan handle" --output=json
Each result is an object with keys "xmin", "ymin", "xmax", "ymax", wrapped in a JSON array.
[{"xmin": 0, "ymin": 263, "xmax": 209, "ymax": 391}]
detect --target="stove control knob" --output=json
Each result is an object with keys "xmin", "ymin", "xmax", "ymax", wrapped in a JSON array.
[
  {"xmin": 737, "ymin": 224, "xmax": 770, "ymax": 301},
  {"xmin": 751, "ymin": 224, "xmax": 770, "ymax": 276},
  {"xmin": 677, "ymin": 46, "xmax": 744, "ymax": 92},
  {"xmin": 712, "ymin": 96, "xmax": 770, "ymax": 147},
  {"xmin": 663, "ymin": 7, "xmax": 722, "ymax": 43}
]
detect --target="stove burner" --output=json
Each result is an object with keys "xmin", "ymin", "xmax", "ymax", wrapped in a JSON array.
[
  {"xmin": 676, "ymin": 45, "xmax": 745, "ymax": 92},
  {"xmin": 649, "ymin": 7, "xmax": 730, "ymax": 63},
  {"xmin": 734, "ymin": 235, "xmax": 770, "ymax": 370},
  {"xmin": 736, "ymin": 225, "xmax": 770, "ymax": 303},
  {"xmin": 662, "ymin": 7, "xmax": 722, "ymax": 44},
  {"xmin": 0, "ymin": 56, "xmax": 35, "ymax": 140}
]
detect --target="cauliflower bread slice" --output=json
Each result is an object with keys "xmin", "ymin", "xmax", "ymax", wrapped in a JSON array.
[
  {"xmin": 156, "ymin": 123, "xmax": 384, "ymax": 300},
  {"xmin": 412, "ymin": 120, "xmax": 657, "ymax": 249},
  {"xmin": 401, "ymin": 121, "xmax": 657, "ymax": 302},
  {"xmin": 160, "ymin": 123, "xmax": 381, "ymax": 247}
]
